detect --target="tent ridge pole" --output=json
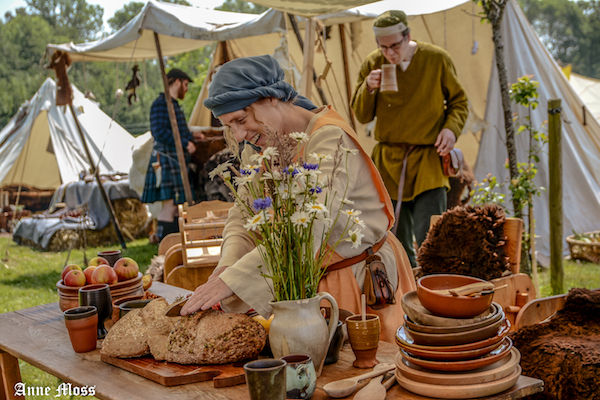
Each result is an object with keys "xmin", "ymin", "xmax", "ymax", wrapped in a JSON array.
[
  {"xmin": 68, "ymin": 103, "xmax": 127, "ymax": 249},
  {"xmin": 153, "ymin": 32, "xmax": 194, "ymax": 206},
  {"xmin": 338, "ymin": 23, "xmax": 356, "ymax": 130}
]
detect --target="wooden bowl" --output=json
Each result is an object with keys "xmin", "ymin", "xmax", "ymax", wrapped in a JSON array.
[
  {"xmin": 396, "ymin": 319, "xmax": 511, "ymax": 352},
  {"xmin": 402, "ymin": 318, "xmax": 505, "ymax": 346},
  {"xmin": 398, "ymin": 337, "xmax": 509, "ymax": 361},
  {"xmin": 401, "ymin": 291, "xmax": 494, "ymax": 327},
  {"xmin": 403, "ymin": 304, "xmax": 503, "ymax": 334},
  {"xmin": 417, "ymin": 275, "xmax": 493, "ymax": 318},
  {"xmin": 399, "ymin": 337, "xmax": 513, "ymax": 372}
]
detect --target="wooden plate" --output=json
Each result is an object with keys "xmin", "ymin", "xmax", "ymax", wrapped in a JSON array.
[
  {"xmin": 394, "ymin": 365, "xmax": 521, "ymax": 398},
  {"xmin": 395, "ymin": 348, "xmax": 521, "ymax": 386},
  {"xmin": 399, "ymin": 337, "xmax": 512, "ymax": 372},
  {"xmin": 401, "ymin": 291, "xmax": 495, "ymax": 327},
  {"xmin": 396, "ymin": 319, "xmax": 511, "ymax": 352},
  {"xmin": 403, "ymin": 304, "xmax": 503, "ymax": 334},
  {"xmin": 398, "ymin": 337, "xmax": 509, "ymax": 361},
  {"xmin": 56, "ymin": 273, "xmax": 142, "ymax": 294},
  {"xmin": 403, "ymin": 317, "xmax": 504, "ymax": 346}
]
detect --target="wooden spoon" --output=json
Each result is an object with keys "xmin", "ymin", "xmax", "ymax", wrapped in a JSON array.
[
  {"xmin": 322, "ymin": 363, "xmax": 394, "ymax": 398},
  {"xmin": 353, "ymin": 374, "xmax": 397, "ymax": 400},
  {"xmin": 431, "ymin": 282, "xmax": 494, "ymax": 297}
]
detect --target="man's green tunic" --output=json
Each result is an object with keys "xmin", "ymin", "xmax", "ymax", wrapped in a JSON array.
[{"xmin": 351, "ymin": 41, "xmax": 468, "ymax": 201}]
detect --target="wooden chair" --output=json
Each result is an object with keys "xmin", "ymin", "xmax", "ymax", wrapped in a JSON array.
[
  {"xmin": 163, "ymin": 201, "xmax": 233, "ymax": 290},
  {"xmin": 428, "ymin": 215, "xmax": 534, "ymax": 329},
  {"xmin": 514, "ymin": 293, "xmax": 567, "ymax": 330}
]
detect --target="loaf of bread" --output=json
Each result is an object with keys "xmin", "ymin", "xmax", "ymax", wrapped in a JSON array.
[{"xmin": 100, "ymin": 299, "xmax": 266, "ymax": 365}]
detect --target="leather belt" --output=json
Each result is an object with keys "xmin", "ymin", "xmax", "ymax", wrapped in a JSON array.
[{"xmin": 324, "ymin": 233, "xmax": 388, "ymax": 273}]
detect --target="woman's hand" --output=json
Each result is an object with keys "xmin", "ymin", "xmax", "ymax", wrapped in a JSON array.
[{"xmin": 180, "ymin": 277, "xmax": 233, "ymax": 315}]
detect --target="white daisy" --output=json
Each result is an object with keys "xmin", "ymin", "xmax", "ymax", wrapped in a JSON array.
[
  {"xmin": 352, "ymin": 216, "xmax": 366, "ymax": 228},
  {"xmin": 208, "ymin": 162, "xmax": 232, "ymax": 180},
  {"xmin": 347, "ymin": 228, "xmax": 364, "ymax": 249},
  {"xmin": 309, "ymin": 152, "xmax": 333, "ymax": 162},
  {"xmin": 263, "ymin": 147, "xmax": 279, "ymax": 159},
  {"xmin": 289, "ymin": 132, "xmax": 308, "ymax": 143},
  {"xmin": 340, "ymin": 145, "xmax": 359, "ymax": 155},
  {"xmin": 306, "ymin": 202, "xmax": 328, "ymax": 216},
  {"xmin": 343, "ymin": 209, "xmax": 362, "ymax": 217},
  {"xmin": 243, "ymin": 212, "xmax": 267, "ymax": 231},
  {"xmin": 290, "ymin": 211, "xmax": 310, "ymax": 228},
  {"xmin": 234, "ymin": 175, "xmax": 253, "ymax": 186}
]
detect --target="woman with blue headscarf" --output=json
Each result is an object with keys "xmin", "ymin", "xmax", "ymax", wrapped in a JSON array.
[{"xmin": 181, "ymin": 55, "xmax": 415, "ymax": 342}]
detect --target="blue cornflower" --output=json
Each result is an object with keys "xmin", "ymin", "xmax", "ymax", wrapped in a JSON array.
[
  {"xmin": 303, "ymin": 162, "xmax": 319, "ymax": 170},
  {"xmin": 253, "ymin": 197, "xmax": 273, "ymax": 211},
  {"xmin": 240, "ymin": 168, "xmax": 252, "ymax": 176},
  {"xmin": 283, "ymin": 166, "xmax": 301, "ymax": 176},
  {"xmin": 310, "ymin": 186, "xmax": 323, "ymax": 194}
]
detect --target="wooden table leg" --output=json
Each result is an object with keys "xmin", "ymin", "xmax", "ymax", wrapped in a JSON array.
[{"xmin": 0, "ymin": 350, "xmax": 24, "ymax": 400}]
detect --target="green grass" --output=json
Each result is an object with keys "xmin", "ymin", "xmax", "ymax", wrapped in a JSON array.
[
  {"xmin": 0, "ymin": 237, "xmax": 156, "ymax": 399},
  {"xmin": 1, "ymin": 236, "xmax": 599, "ymax": 398}
]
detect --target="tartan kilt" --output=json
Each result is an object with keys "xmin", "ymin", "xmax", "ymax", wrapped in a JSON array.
[{"xmin": 141, "ymin": 149, "xmax": 188, "ymax": 205}]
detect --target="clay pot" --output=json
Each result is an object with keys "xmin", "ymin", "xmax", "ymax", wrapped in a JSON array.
[
  {"xmin": 118, "ymin": 299, "xmax": 152, "ymax": 318},
  {"xmin": 64, "ymin": 306, "xmax": 98, "ymax": 353},
  {"xmin": 268, "ymin": 292, "xmax": 339, "ymax": 376},
  {"xmin": 346, "ymin": 314, "xmax": 380, "ymax": 368},
  {"xmin": 79, "ymin": 284, "xmax": 112, "ymax": 339},
  {"xmin": 97, "ymin": 250, "xmax": 122, "ymax": 267},
  {"xmin": 111, "ymin": 294, "xmax": 144, "ymax": 323},
  {"xmin": 244, "ymin": 359, "xmax": 287, "ymax": 400}
]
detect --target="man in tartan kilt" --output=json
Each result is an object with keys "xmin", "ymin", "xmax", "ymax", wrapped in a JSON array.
[{"xmin": 141, "ymin": 68, "xmax": 196, "ymax": 240}]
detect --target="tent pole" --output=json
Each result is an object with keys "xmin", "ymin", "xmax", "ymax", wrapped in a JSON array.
[
  {"xmin": 153, "ymin": 32, "xmax": 194, "ymax": 205},
  {"xmin": 68, "ymin": 104, "xmax": 127, "ymax": 249},
  {"xmin": 299, "ymin": 17, "xmax": 315, "ymax": 98},
  {"xmin": 287, "ymin": 14, "xmax": 328, "ymax": 105},
  {"xmin": 338, "ymin": 23, "xmax": 356, "ymax": 130},
  {"xmin": 548, "ymin": 99, "xmax": 564, "ymax": 295}
]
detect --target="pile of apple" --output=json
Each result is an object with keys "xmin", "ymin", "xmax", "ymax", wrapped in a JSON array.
[{"xmin": 61, "ymin": 256, "xmax": 140, "ymax": 287}]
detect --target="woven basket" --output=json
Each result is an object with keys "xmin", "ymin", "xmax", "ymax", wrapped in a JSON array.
[{"xmin": 566, "ymin": 231, "xmax": 600, "ymax": 264}]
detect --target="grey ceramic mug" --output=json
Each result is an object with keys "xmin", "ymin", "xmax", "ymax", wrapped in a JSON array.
[
  {"xmin": 280, "ymin": 354, "xmax": 317, "ymax": 399},
  {"xmin": 243, "ymin": 359, "xmax": 287, "ymax": 400}
]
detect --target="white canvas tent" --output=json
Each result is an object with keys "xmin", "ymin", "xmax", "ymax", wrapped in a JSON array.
[
  {"xmin": 0, "ymin": 78, "xmax": 136, "ymax": 189},
  {"xmin": 567, "ymin": 72, "xmax": 600, "ymax": 124},
  {"xmin": 46, "ymin": 0, "xmax": 600, "ymax": 261}
]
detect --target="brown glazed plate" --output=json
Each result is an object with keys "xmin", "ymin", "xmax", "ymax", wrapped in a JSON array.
[
  {"xmin": 398, "ymin": 337, "xmax": 513, "ymax": 372},
  {"xmin": 395, "ymin": 319, "xmax": 511, "ymax": 352},
  {"xmin": 394, "ymin": 347, "xmax": 521, "ymax": 386},
  {"xmin": 403, "ymin": 317, "xmax": 505, "ymax": 346},
  {"xmin": 403, "ymin": 304, "xmax": 503, "ymax": 334},
  {"xmin": 397, "ymin": 337, "xmax": 509, "ymax": 361}
]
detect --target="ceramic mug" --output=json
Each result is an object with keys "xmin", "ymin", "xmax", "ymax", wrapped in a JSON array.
[
  {"xmin": 79, "ymin": 283, "xmax": 112, "ymax": 339},
  {"xmin": 346, "ymin": 314, "xmax": 380, "ymax": 368},
  {"xmin": 244, "ymin": 359, "xmax": 287, "ymax": 400},
  {"xmin": 64, "ymin": 306, "xmax": 98, "ymax": 353},
  {"xmin": 280, "ymin": 354, "xmax": 317, "ymax": 399},
  {"xmin": 380, "ymin": 64, "xmax": 398, "ymax": 92}
]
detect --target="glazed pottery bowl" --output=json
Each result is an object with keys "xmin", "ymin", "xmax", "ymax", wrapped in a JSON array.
[
  {"xmin": 112, "ymin": 294, "xmax": 144, "ymax": 323},
  {"xmin": 417, "ymin": 274, "xmax": 493, "ymax": 318},
  {"xmin": 403, "ymin": 317, "xmax": 505, "ymax": 346},
  {"xmin": 403, "ymin": 304, "xmax": 503, "ymax": 334},
  {"xmin": 119, "ymin": 299, "xmax": 152, "ymax": 318},
  {"xmin": 64, "ymin": 306, "xmax": 98, "ymax": 353}
]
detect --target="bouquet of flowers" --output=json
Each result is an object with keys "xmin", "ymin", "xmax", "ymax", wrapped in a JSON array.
[{"xmin": 209, "ymin": 132, "xmax": 364, "ymax": 302}]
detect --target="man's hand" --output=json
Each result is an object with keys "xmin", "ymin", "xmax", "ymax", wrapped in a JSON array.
[
  {"xmin": 435, "ymin": 128, "xmax": 456, "ymax": 156},
  {"xmin": 180, "ymin": 277, "xmax": 233, "ymax": 315},
  {"xmin": 366, "ymin": 69, "xmax": 382, "ymax": 92},
  {"xmin": 187, "ymin": 140, "xmax": 196, "ymax": 154}
]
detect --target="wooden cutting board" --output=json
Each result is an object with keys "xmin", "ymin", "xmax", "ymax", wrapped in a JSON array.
[{"xmin": 101, "ymin": 354, "xmax": 246, "ymax": 387}]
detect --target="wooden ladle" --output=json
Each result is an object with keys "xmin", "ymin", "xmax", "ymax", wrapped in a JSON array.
[
  {"xmin": 353, "ymin": 374, "xmax": 396, "ymax": 400},
  {"xmin": 432, "ymin": 281, "xmax": 494, "ymax": 297},
  {"xmin": 322, "ymin": 363, "xmax": 395, "ymax": 398}
]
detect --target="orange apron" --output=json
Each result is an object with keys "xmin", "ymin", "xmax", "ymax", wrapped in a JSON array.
[{"xmin": 311, "ymin": 107, "xmax": 416, "ymax": 343}]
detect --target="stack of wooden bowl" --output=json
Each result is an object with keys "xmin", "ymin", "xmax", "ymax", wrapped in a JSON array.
[
  {"xmin": 395, "ymin": 274, "xmax": 521, "ymax": 399},
  {"xmin": 56, "ymin": 273, "xmax": 144, "ymax": 312}
]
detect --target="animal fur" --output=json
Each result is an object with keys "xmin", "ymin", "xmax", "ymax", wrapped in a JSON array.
[{"xmin": 417, "ymin": 204, "xmax": 510, "ymax": 280}]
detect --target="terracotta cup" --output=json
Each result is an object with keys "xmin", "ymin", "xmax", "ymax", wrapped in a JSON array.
[
  {"xmin": 244, "ymin": 359, "xmax": 287, "ymax": 400},
  {"xmin": 345, "ymin": 314, "xmax": 380, "ymax": 368},
  {"xmin": 380, "ymin": 64, "xmax": 398, "ymax": 92},
  {"xmin": 280, "ymin": 354, "xmax": 317, "ymax": 400},
  {"xmin": 97, "ymin": 250, "xmax": 122, "ymax": 267},
  {"xmin": 64, "ymin": 306, "xmax": 98, "ymax": 353},
  {"xmin": 79, "ymin": 284, "xmax": 112, "ymax": 339}
]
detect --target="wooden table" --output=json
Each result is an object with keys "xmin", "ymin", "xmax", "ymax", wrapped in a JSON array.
[{"xmin": 0, "ymin": 282, "xmax": 543, "ymax": 400}]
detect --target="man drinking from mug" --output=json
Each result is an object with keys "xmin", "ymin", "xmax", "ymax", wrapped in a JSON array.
[{"xmin": 351, "ymin": 10, "xmax": 468, "ymax": 267}]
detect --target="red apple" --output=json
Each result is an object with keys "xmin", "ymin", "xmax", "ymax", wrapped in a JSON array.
[
  {"xmin": 64, "ymin": 269, "xmax": 86, "ymax": 287},
  {"xmin": 113, "ymin": 257, "xmax": 139, "ymax": 281},
  {"xmin": 91, "ymin": 265, "xmax": 118, "ymax": 285},
  {"xmin": 88, "ymin": 256, "xmax": 109, "ymax": 267},
  {"xmin": 83, "ymin": 266, "xmax": 98, "ymax": 284},
  {"xmin": 61, "ymin": 264, "xmax": 82, "ymax": 281}
]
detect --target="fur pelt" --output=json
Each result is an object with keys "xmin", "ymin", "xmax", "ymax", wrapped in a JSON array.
[{"xmin": 417, "ymin": 204, "xmax": 510, "ymax": 280}]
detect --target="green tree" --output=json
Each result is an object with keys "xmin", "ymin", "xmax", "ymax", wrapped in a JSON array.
[
  {"xmin": 24, "ymin": 0, "xmax": 103, "ymax": 41},
  {"xmin": 216, "ymin": 0, "xmax": 268, "ymax": 14},
  {"xmin": 108, "ymin": 2, "xmax": 144, "ymax": 32}
]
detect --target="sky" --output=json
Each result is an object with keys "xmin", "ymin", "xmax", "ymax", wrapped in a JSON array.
[{"xmin": 0, "ymin": 0, "xmax": 225, "ymax": 31}]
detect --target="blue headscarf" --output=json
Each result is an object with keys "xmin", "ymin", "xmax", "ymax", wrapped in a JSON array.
[{"xmin": 204, "ymin": 55, "xmax": 316, "ymax": 117}]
